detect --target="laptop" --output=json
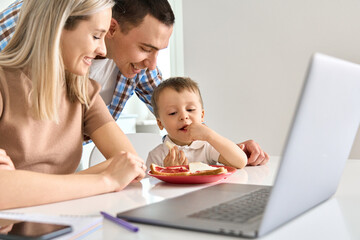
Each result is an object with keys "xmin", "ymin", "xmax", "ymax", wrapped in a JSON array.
[{"xmin": 117, "ymin": 53, "xmax": 360, "ymax": 238}]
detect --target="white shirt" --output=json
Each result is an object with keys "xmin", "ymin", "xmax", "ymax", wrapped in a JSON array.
[
  {"xmin": 146, "ymin": 135, "xmax": 220, "ymax": 169},
  {"xmin": 89, "ymin": 58, "xmax": 118, "ymax": 105}
]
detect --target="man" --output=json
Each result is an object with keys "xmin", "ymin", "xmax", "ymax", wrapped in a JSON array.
[
  {"xmin": 0, "ymin": 0, "xmax": 269, "ymax": 165},
  {"xmin": 1, "ymin": 0, "xmax": 172, "ymax": 120}
]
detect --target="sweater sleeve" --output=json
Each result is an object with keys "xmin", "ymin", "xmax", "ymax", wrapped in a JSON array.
[{"xmin": 83, "ymin": 79, "xmax": 114, "ymax": 138}]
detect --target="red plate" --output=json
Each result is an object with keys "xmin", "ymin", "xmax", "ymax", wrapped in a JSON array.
[{"xmin": 148, "ymin": 165, "xmax": 236, "ymax": 184}]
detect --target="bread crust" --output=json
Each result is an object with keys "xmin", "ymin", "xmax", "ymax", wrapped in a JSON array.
[{"xmin": 190, "ymin": 167, "xmax": 227, "ymax": 176}]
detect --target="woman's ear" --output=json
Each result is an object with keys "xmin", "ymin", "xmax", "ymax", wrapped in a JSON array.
[
  {"xmin": 157, "ymin": 118, "xmax": 164, "ymax": 130},
  {"xmin": 106, "ymin": 18, "xmax": 118, "ymax": 38}
]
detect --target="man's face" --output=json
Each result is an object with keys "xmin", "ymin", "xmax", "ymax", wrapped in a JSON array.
[{"xmin": 106, "ymin": 14, "xmax": 173, "ymax": 78}]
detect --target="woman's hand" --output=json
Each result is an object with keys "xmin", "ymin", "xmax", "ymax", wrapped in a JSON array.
[
  {"xmin": 102, "ymin": 151, "xmax": 146, "ymax": 192},
  {"xmin": 0, "ymin": 149, "xmax": 15, "ymax": 170},
  {"xmin": 163, "ymin": 146, "xmax": 188, "ymax": 167}
]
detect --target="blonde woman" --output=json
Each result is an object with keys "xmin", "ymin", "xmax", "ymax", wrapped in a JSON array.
[{"xmin": 0, "ymin": 0, "xmax": 146, "ymax": 210}]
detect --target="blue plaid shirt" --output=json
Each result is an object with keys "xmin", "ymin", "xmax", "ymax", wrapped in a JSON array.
[
  {"xmin": 109, "ymin": 67, "xmax": 161, "ymax": 120},
  {"xmin": 0, "ymin": 0, "xmax": 21, "ymax": 50},
  {"xmin": 0, "ymin": 0, "xmax": 162, "ymax": 121}
]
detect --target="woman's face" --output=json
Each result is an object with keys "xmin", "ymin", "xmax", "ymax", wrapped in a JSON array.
[{"xmin": 61, "ymin": 8, "xmax": 112, "ymax": 76}]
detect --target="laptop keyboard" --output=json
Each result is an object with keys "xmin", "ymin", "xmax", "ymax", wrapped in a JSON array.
[{"xmin": 188, "ymin": 187, "xmax": 271, "ymax": 224}]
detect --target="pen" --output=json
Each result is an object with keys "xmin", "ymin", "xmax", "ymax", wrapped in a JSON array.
[{"xmin": 100, "ymin": 211, "xmax": 139, "ymax": 232}]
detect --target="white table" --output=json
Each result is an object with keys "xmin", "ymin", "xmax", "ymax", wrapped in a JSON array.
[{"xmin": 3, "ymin": 157, "xmax": 360, "ymax": 240}]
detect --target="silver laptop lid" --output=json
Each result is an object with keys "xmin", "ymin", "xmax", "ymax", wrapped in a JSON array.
[{"xmin": 259, "ymin": 53, "xmax": 360, "ymax": 236}]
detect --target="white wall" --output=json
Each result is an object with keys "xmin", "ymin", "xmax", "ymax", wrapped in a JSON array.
[
  {"xmin": 181, "ymin": 0, "xmax": 360, "ymax": 158},
  {"xmin": 2, "ymin": 0, "xmax": 359, "ymax": 158}
]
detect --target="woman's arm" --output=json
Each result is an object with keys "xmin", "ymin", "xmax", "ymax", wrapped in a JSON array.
[
  {"xmin": 91, "ymin": 121, "xmax": 137, "ymax": 158},
  {"xmin": 0, "ymin": 169, "xmax": 109, "ymax": 209},
  {"xmin": 77, "ymin": 121, "xmax": 139, "ymax": 175},
  {"xmin": 0, "ymin": 151, "xmax": 146, "ymax": 210},
  {"xmin": 188, "ymin": 123, "xmax": 248, "ymax": 169}
]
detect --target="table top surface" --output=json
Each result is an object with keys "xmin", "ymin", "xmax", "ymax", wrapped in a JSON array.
[{"xmin": 2, "ymin": 157, "xmax": 360, "ymax": 240}]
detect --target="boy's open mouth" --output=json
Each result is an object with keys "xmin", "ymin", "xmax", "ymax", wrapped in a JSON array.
[{"xmin": 179, "ymin": 125, "xmax": 188, "ymax": 131}]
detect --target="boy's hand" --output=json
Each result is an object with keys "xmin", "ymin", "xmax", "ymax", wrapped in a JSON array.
[
  {"xmin": 186, "ymin": 122, "xmax": 211, "ymax": 141},
  {"xmin": 164, "ymin": 146, "xmax": 188, "ymax": 167}
]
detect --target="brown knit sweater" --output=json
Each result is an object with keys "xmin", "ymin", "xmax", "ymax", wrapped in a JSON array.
[{"xmin": 0, "ymin": 67, "xmax": 114, "ymax": 174}]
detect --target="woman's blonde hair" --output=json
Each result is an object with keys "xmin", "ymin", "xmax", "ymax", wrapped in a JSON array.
[{"xmin": 0, "ymin": 0, "xmax": 114, "ymax": 123}]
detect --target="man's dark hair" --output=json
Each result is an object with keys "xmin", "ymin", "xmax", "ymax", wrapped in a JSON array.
[{"xmin": 113, "ymin": 0, "xmax": 175, "ymax": 33}]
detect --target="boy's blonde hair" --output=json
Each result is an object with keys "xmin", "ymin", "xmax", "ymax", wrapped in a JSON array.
[
  {"xmin": 0, "ymin": 0, "xmax": 114, "ymax": 123},
  {"xmin": 151, "ymin": 77, "xmax": 204, "ymax": 117}
]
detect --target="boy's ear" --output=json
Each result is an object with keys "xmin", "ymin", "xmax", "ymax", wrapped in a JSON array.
[
  {"xmin": 201, "ymin": 109, "xmax": 205, "ymax": 122},
  {"xmin": 156, "ymin": 118, "xmax": 164, "ymax": 130},
  {"xmin": 106, "ymin": 18, "xmax": 119, "ymax": 38}
]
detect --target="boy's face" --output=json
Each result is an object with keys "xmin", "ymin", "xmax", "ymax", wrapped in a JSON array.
[{"xmin": 156, "ymin": 88, "xmax": 204, "ymax": 146}]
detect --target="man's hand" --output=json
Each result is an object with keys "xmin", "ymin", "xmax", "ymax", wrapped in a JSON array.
[{"xmin": 238, "ymin": 140, "xmax": 269, "ymax": 166}]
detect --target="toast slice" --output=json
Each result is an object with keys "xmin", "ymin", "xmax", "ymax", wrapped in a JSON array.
[
  {"xmin": 150, "ymin": 164, "xmax": 190, "ymax": 176},
  {"xmin": 150, "ymin": 162, "xmax": 227, "ymax": 176}
]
